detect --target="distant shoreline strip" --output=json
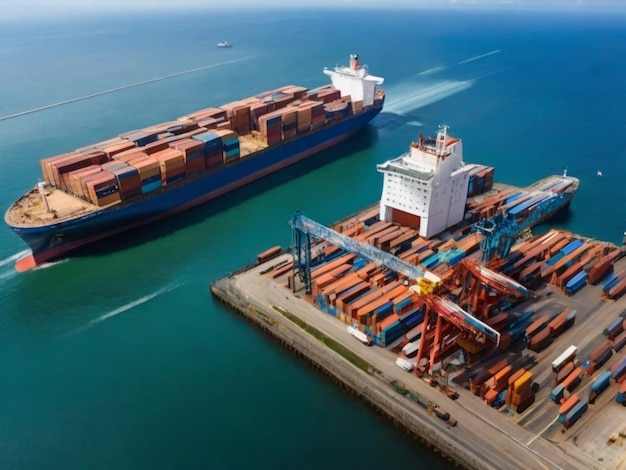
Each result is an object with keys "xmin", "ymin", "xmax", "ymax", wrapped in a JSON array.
[{"xmin": 0, "ymin": 56, "xmax": 253, "ymax": 122}]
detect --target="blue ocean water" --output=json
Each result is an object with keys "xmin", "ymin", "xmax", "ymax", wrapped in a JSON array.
[{"xmin": 1, "ymin": 7, "xmax": 625, "ymax": 469}]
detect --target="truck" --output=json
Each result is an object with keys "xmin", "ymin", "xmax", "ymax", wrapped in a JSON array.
[
  {"xmin": 552, "ymin": 367, "xmax": 584, "ymax": 402},
  {"xmin": 603, "ymin": 317, "xmax": 625, "ymax": 340},
  {"xmin": 616, "ymin": 382, "xmax": 626, "ymax": 405},
  {"xmin": 395, "ymin": 356, "xmax": 416, "ymax": 372},
  {"xmin": 585, "ymin": 342, "xmax": 612, "ymax": 375},
  {"xmin": 347, "ymin": 325, "xmax": 372, "ymax": 346},
  {"xmin": 613, "ymin": 330, "xmax": 626, "ymax": 352},
  {"xmin": 611, "ymin": 356, "xmax": 626, "ymax": 382},
  {"xmin": 551, "ymin": 345, "xmax": 577, "ymax": 373},
  {"xmin": 564, "ymin": 401, "xmax": 588, "ymax": 429},
  {"xmin": 589, "ymin": 370, "xmax": 612, "ymax": 404},
  {"xmin": 558, "ymin": 394, "xmax": 580, "ymax": 424}
]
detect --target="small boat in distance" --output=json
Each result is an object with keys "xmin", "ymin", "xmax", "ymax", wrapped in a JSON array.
[{"xmin": 217, "ymin": 41, "xmax": 232, "ymax": 48}]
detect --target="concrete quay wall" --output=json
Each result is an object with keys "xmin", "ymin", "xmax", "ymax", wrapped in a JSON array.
[{"xmin": 211, "ymin": 275, "xmax": 491, "ymax": 470}]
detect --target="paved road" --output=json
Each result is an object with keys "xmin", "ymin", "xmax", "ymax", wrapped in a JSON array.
[{"xmin": 214, "ymin": 256, "xmax": 613, "ymax": 470}]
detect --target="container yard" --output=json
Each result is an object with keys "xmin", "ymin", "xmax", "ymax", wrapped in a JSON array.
[{"xmin": 211, "ymin": 128, "xmax": 626, "ymax": 470}]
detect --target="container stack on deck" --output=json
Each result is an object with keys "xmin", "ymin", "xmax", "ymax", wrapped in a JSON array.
[
  {"xmin": 465, "ymin": 175, "xmax": 577, "ymax": 225},
  {"xmin": 37, "ymin": 82, "xmax": 377, "ymax": 208}
]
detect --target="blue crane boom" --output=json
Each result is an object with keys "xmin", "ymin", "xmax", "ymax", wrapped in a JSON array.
[{"xmin": 290, "ymin": 212, "xmax": 440, "ymax": 294}]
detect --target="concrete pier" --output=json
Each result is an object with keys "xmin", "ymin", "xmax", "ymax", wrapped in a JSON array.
[{"xmin": 211, "ymin": 252, "xmax": 622, "ymax": 470}]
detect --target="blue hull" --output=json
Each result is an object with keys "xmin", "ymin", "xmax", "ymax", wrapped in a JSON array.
[{"xmin": 10, "ymin": 106, "xmax": 382, "ymax": 266}]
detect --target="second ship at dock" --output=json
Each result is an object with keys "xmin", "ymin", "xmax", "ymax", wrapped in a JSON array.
[
  {"xmin": 4, "ymin": 54, "xmax": 384, "ymax": 271},
  {"xmin": 288, "ymin": 125, "xmax": 582, "ymax": 358},
  {"xmin": 218, "ymin": 124, "xmax": 626, "ymax": 468}
]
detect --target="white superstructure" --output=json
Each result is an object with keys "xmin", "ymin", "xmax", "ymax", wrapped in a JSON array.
[
  {"xmin": 323, "ymin": 54, "xmax": 384, "ymax": 107},
  {"xmin": 377, "ymin": 126, "xmax": 472, "ymax": 238}
]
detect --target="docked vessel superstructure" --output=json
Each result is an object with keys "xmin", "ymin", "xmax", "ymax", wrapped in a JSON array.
[
  {"xmin": 377, "ymin": 125, "xmax": 471, "ymax": 237},
  {"xmin": 377, "ymin": 126, "xmax": 579, "ymax": 241},
  {"xmin": 5, "ymin": 55, "xmax": 385, "ymax": 271}
]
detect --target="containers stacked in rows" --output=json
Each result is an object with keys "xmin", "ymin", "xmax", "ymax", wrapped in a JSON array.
[
  {"xmin": 168, "ymin": 138, "xmax": 206, "ymax": 176},
  {"xmin": 152, "ymin": 148, "xmax": 186, "ymax": 185},
  {"xmin": 34, "ymin": 81, "xmax": 364, "ymax": 209},
  {"xmin": 466, "ymin": 165, "xmax": 495, "ymax": 198}
]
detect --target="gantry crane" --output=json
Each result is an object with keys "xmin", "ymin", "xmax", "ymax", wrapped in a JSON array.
[
  {"xmin": 291, "ymin": 212, "xmax": 530, "ymax": 375},
  {"xmin": 414, "ymin": 295, "xmax": 502, "ymax": 373},
  {"xmin": 290, "ymin": 212, "xmax": 440, "ymax": 295},
  {"xmin": 473, "ymin": 186, "xmax": 577, "ymax": 262},
  {"xmin": 453, "ymin": 258, "xmax": 530, "ymax": 319}
]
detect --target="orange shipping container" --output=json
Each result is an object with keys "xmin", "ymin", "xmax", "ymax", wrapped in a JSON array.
[
  {"xmin": 559, "ymin": 394, "xmax": 580, "ymax": 416},
  {"xmin": 513, "ymin": 371, "xmax": 533, "ymax": 393},
  {"xmin": 68, "ymin": 165, "xmax": 102, "ymax": 196},
  {"xmin": 507, "ymin": 368, "xmax": 527, "ymax": 387}
]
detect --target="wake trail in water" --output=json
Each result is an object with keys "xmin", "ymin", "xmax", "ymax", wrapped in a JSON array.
[
  {"xmin": 458, "ymin": 49, "xmax": 502, "ymax": 65},
  {"xmin": 0, "ymin": 56, "xmax": 255, "ymax": 122},
  {"xmin": 384, "ymin": 80, "xmax": 474, "ymax": 115},
  {"xmin": 418, "ymin": 66, "xmax": 445, "ymax": 76},
  {"xmin": 62, "ymin": 282, "xmax": 182, "ymax": 337},
  {"xmin": 0, "ymin": 250, "xmax": 30, "ymax": 268},
  {"xmin": 414, "ymin": 49, "xmax": 502, "ymax": 77},
  {"xmin": 0, "ymin": 270, "xmax": 18, "ymax": 282}
]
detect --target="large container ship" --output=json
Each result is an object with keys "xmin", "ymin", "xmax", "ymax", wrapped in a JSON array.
[{"xmin": 5, "ymin": 54, "xmax": 385, "ymax": 271}]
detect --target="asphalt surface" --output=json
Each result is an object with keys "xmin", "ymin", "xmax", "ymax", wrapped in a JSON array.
[{"xmin": 211, "ymin": 253, "xmax": 626, "ymax": 470}]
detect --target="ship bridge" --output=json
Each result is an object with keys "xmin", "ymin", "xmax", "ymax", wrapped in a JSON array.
[
  {"xmin": 377, "ymin": 126, "xmax": 471, "ymax": 238},
  {"xmin": 323, "ymin": 54, "xmax": 384, "ymax": 107}
]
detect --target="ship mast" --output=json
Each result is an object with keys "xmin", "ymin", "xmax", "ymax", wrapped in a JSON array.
[{"xmin": 37, "ymin": 181, "xmax": 51, "ymax": 213}]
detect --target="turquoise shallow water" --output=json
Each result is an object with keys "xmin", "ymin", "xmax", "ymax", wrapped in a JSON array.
[{"xmin": 1, "ymin": 8, "xmax": 625, "ymax": 469}]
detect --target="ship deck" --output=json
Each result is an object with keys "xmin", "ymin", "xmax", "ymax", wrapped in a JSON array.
[{"xmin": 5, "ymin": 187, "xmax": 100, "ymax": 228}]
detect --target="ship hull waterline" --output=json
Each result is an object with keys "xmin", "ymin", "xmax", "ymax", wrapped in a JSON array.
[{"xmin": 10, "ymin": 107, "xmax": 381, "ymax": 271}]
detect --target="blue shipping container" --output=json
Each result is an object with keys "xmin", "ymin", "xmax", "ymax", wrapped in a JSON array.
[
  {"xmin": 602, "ymin": 273, "xmax": 619, "ymax": 293},
  {"xmin": 565, "ymin": 401, "xmax": 588, "ymax": 428},
  {"xmin": 546, "ymin": 251, "xmax": 565, "ymax": 266},
  {"xmin": 141, "ymin": 180, "xmax": 162, "ymax": 194},
  {"xmin": 504, "ymin": 191, "xmax": 523, "ymax": 204},
  {"xmin": 561, "ymin": 239, "xmax": 584, "ymax": 256},
  {"xmin": 373, "ymin": 301, "xmax": 394, "ymax": 318},
  {"xmin": 508, "ymin": 194, "xmax": 547, "ymax": 216},
  {"xmin": 402, "ymin": 310, "xmax": 424, "ymax": 330},
  {"xmin": 566, "ymin": 271, "xmax": 588, "ymax": 296},
  {"xmin": 612, "ymin": 357, "xmax": 626, "ymax": 380},
  {"xmin": 550, "ymin": 384, "xmax": 565, "ymax": 403},
  {"xmin": 395, "ymin": 296, "xmax": 413, "ymax": 313},
  {"xmin": 591, "ymin": 370, "xmax": 612, "ymax": 393}
]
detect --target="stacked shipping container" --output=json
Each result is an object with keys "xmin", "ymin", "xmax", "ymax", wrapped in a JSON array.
[{"xmin": 37, "ymin": 82, "xmax": 363, "ymax": 208}]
